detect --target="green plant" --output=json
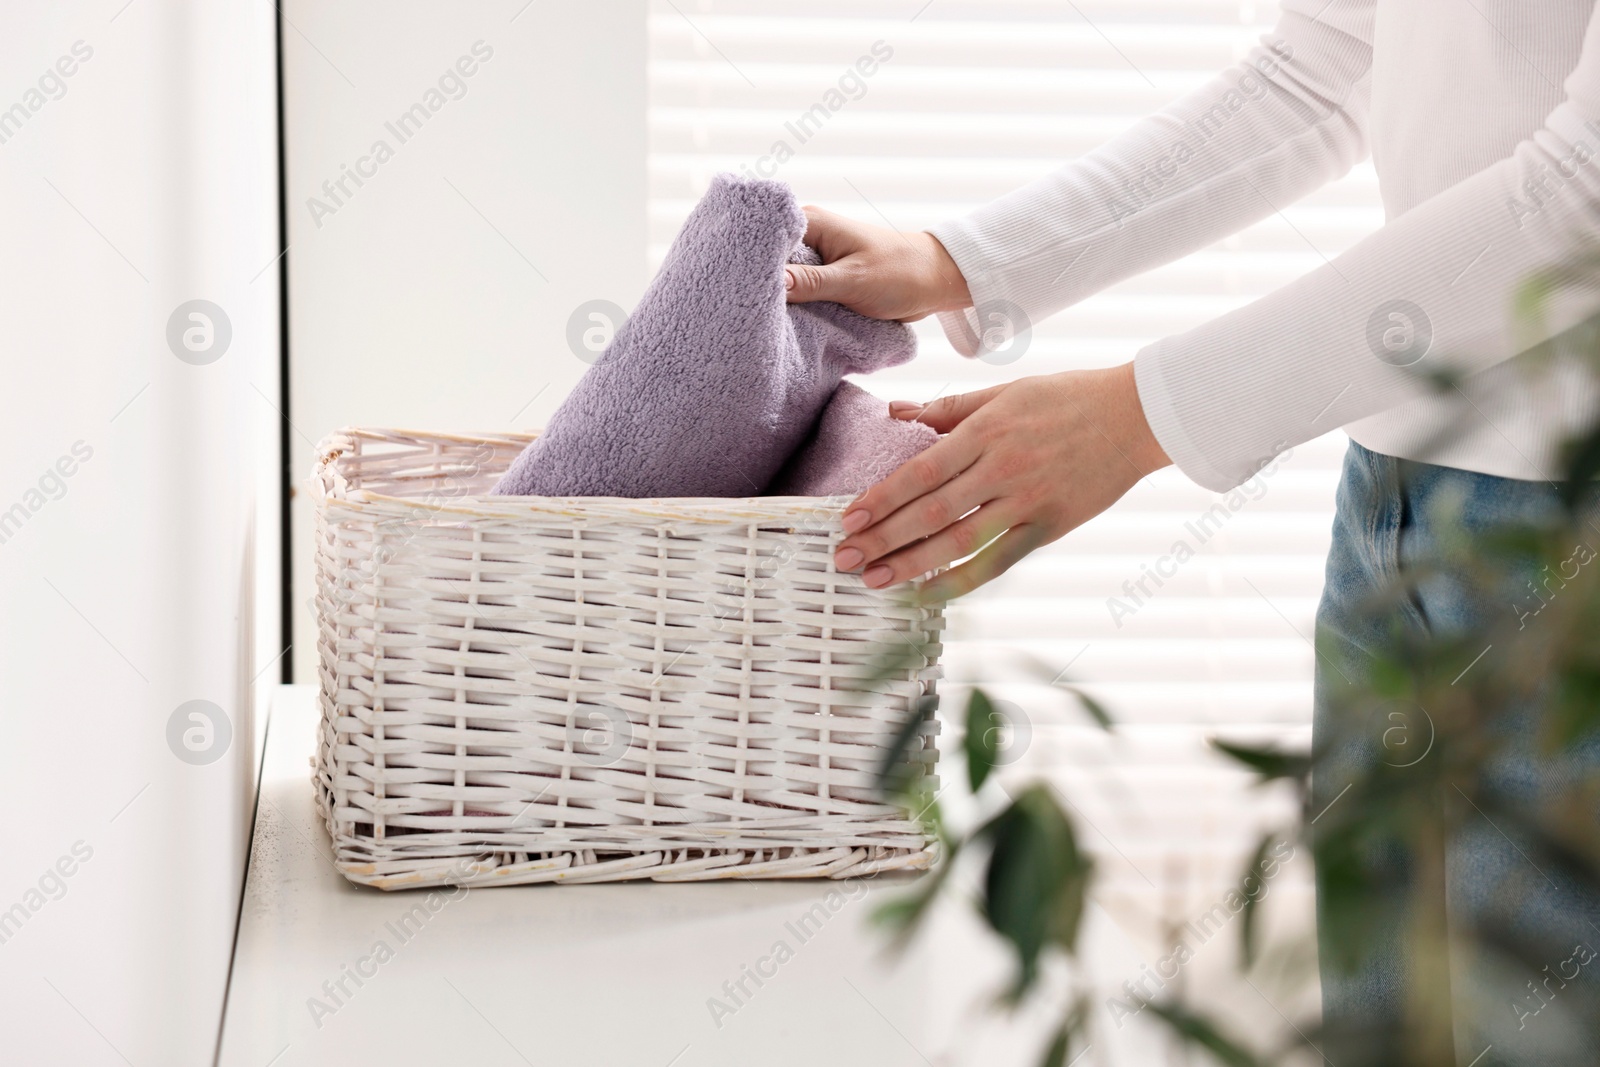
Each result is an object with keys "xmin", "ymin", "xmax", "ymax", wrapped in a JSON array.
[
  {"xmin": 871, "ymin": 274, "xmax": 1600, "ymax": 1066},
  {"xmin": 869, "ymin": 660, "xmax": 1113, "ymax": 1067}
]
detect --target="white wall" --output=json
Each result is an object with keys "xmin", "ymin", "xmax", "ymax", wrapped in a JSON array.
[
  {"xmin": 282, "ymin": 0, "xmax": 649, "ymax": 682},
  {"xmin": 0, "ymin": 1, "xmax": 280, "ymax": 1063}
]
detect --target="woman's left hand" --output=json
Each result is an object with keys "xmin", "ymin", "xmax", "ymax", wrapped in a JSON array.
[{"xmin": 834, "ymin": 362, "xmax": 1171, "ymax": 600}]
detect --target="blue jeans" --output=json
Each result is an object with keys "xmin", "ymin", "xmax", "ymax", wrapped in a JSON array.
[{"xmin": 1315, "ymin": 441, "xmax": 1600, "ymax": 1066}]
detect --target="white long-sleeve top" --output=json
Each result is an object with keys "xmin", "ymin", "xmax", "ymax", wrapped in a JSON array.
[{"xmin": 928, "ymin": 0, "xmax": 1600, "ymax": 491}]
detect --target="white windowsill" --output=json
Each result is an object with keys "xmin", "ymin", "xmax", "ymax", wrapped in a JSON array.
[{"xmin": 217, "ymin": 685, "xmax": 1169, "ymax": 1066}]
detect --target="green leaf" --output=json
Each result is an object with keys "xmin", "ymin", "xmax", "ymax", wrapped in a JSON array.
[
  {"xmin": 871, "ymin": 864, "xmax": 944, "ymax": 937},
  {"xmin": 1037, "ymin": 1023, "xmax": 1070, "ymax": 1067},
  {"xmin": 1209, "ymin": 738, "xmax": 1311, "ymax": 784},
  {"xmin": 1555, "ymin": 665, "xmax": 1600, "ymax": 748},
  {"xmin": 1473, "ymin": 523, "xmax": 1550, "ymax": 561},
  {"xmin": 874, "ymin": 693, "xmax": 936, "ymax": 799},
  {"xmin": 1036, "ymin": 995, "xmax": 1089, "ymax": 1067},
  {"xmin": 975, "ymin": 785, "xmax": 1093, "ymax": 998},
  {"xmin": 1365, "ymin": 655, "xmax": 1414, "ymax": 700},
  {"xmin": 871, "ymin": 893, "xmax": 924, "ymax": 931},
  {"xmin": 1060, "ymin": 684, "xmax": 1114, "ymax": 732},
  {"xmin": 1309, "ymin": 813, "xmax": 1409, "ymax": 976},
  {"xmin": 1236, "ymin": 832, "xmax": 1280, "ymax": 970},
  {"xmin": 900, "ymin": 775, "xmax": 950, "ymax": 844},
  {"xmin": 1414, "ymin": 364, "xmax": 1466, "ymax": 393},
  {"xmin": 871, "ymin": 838, "xmax": 961, "ymax": 952},
  {"xmin": 1016, "ymin": 652, "xmax": 1114, "ymax": 731},
  {"xmin": 965, "ymin": 688, "xmax": 1002, "ymax": 792},
  {"xmin": 1560, "ymin": 422, "xmax": 1600, "ymax": 514},
  {"xmin": 1513, "ymin": 267, "xmax": 1560, "ymax": 330},
  {"xmin": 1144, "ymin": 1001, "xmax": 1266, "ymax": 1067}
]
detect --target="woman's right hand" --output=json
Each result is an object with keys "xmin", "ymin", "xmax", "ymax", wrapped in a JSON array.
[{"xmin": 783, "ymin": 205, "xmax": 972, "ymax": 322}]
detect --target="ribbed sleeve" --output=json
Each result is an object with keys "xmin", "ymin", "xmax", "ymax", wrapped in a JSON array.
[
  {"xmin": 1134, "ymin": 3, "xmax": 1600, "ymax": 489},
  {"xmin": 929, "ymin": 0, "xmax": 1600, "ymax": 491},
  {"xmin": 930, "ymin": 0, "xmax": 1376, "ymax": 360}
]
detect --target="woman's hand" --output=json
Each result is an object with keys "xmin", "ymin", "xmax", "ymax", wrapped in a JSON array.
[
  {"xmin": 784, "ymin": 205, "xmax": 971, "ymax": 322},
  {"xmin": 834, "ymin": 363, "xmax": 1172, "ymax": 600}
]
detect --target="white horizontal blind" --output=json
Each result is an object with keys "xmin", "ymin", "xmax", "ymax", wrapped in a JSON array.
[{"xmin": 649, "ymin": 0, "xmax": 1382, "ymax": 946}]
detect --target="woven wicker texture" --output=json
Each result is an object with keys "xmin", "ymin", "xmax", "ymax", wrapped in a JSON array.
[{"xmin": 313, "ymin": 429, "xmax": 944, "ymax": 889}]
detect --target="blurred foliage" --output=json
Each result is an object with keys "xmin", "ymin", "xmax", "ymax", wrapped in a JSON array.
[{"xmin": 870, "ymin": 270, "xmax": 1600, "ymax": 1065}]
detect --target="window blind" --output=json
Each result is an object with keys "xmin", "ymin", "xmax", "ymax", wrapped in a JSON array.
[{"xmin": 648, "ymin": 0, "xmax": 1382, "ymax": 937}]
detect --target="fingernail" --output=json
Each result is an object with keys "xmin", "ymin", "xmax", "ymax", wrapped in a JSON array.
[
  {"xmin": 841, "ymin": 509, "xmax": 871, "ymax": 533},
  {"xmin": 834, "ymin": 547, "xmax": 865, "ymax": 571},
  {"xmin": 888, "ymin": 401, "xmax": 923, "ymax": 419},
  {"xmin": 783, "ymin": 268, "xmax": 795, "ymax": 291},
  {"xmin": 863, "ymin": 565, "xmax": 893, "ymax": 588}
]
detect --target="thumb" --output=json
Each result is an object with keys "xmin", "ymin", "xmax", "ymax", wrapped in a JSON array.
[
  {"xmin": 784, "ymin": 261, "xmax": 850, "ymax": 305},
  {"xmin": 896, "ymin": 382, "xmax": 1009, "ymax": 433}
]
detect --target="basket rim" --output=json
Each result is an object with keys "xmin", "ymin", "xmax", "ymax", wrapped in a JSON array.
[{"xmin": 314, "ymin": 426, "xmax": 854, "ymax": 524}]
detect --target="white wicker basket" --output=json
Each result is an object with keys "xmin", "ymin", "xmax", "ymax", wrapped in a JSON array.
[{"xmin": 312, "ymin": 428, "xmax": 943, "ymax": 889}]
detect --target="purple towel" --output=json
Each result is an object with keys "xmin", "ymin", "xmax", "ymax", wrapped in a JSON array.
[
  {"xmin": 770, "ymin": 382, "xmax": 937, "ymax": 496},
  {"xmin": 492, "ymin": 174, "xmax": 924, "ymax": 498}
]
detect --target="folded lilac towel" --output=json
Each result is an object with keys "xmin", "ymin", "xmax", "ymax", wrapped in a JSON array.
[
  {"xmin": 770, "ymin": 382, "xmax": 937, "ymax": 496},
  {"xmin": 492, "ymin": 173, "xmax": 924, "ymax": 498}
]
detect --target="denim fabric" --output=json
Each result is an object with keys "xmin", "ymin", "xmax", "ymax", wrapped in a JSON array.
[{"xmin": 1315, "ymin": 440, "xmax": 1600, "ymax": 1066}]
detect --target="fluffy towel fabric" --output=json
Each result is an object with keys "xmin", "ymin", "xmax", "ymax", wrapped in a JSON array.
[
  {"xmin": 492, "ymin": 173, "xmax": 922, "ymax": 498},
  {"xmin": 769, "ymin": 382, "xmax": 937, "ymax": 496}
]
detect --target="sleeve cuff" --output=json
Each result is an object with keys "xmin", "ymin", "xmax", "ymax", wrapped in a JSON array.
[
  {"xmin": 1134, "ymin": 347, "xmax": 1242, "ymax": 492},
  {"xmin": 926, "ymin": 218, "xmax": 995, "ymax": 359},
  {"xmin": 934, "ymin": 212, "xmax": 1257, "ymax": 495}
]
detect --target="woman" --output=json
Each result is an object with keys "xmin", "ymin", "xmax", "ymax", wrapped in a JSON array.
[{"xmin": 790, "ymin": 1, "xmax": 1600, "ymax": 1061}]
